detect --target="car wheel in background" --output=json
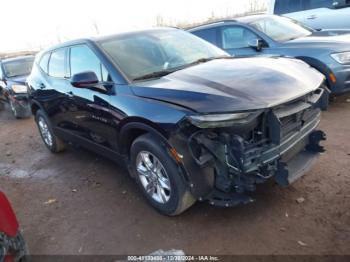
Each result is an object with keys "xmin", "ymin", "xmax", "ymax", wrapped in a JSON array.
[
  {"xmin": 9, "ymin": 98, "xmax": 32, "ymax": 119},
  {"xmin": 130, "ymin": 134, "xmax": 195, "ymax": 216},
  {"xmin": 35, "ymin": 110, "xmax": 66, "ymax": 153},
  {"xmin": 9, "ymin": 99, "xmax": 20, "ymax": 119}
]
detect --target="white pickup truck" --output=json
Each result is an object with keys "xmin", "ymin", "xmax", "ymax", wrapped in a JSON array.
[{"xmin": 268, "ymin": 0, "xmax": 350, "ymax": 29}]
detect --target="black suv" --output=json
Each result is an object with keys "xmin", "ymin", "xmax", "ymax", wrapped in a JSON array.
[
  {"xmin": 28, "ymin": 28, "xmax": 327, "ymax": 215},
  {"xmin": 0, "ymin": 56, "xmax": 34, "ymax": 118}
]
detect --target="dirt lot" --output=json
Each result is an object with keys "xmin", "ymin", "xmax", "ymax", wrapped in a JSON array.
[{"xmin": 0, "ymin": 95, "xmax": 349, "ymax": 256}]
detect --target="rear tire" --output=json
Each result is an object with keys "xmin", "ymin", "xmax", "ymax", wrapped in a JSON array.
[
  {"xmin": 35, "ymin": 110, "xmax": 66, "ymax": 153},
  {"xmin": 130, "ymin": 134, "xmax": 195, "ymax": 216}
]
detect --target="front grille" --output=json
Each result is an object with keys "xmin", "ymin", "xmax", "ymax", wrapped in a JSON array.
[{"xmin": 267, "ymin": 90, "xmax": 322, "ymax": 144}]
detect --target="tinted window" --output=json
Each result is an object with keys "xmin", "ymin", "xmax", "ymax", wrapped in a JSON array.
[
  {"xmin": 39, "ymin": 53, "xmax": 50, "ymax": 73},
  {"xmin": 49, "ymin": 49, "xmax": 66, "ymax": 78},
  {"xmin": 70, "ymin": 45, "xmax": 110, "ymax": 82},
  {"xmin": 222, "ymin": 27, "xmax": 258, "ymax": 49},
  {"xmin": 0, "ymin": 65, "xmax": 3, "ymax": 79},
  {"xmin": 192, "ymin": 28, "xmax": 217, "ymax": 45},
  {"xmin": 308, "ymin": 0, "xmax": 333, "ymax": 9},
  {"xmin": 274, "ymin": 0, "xmax": 333, "ymax": 14},
  {"xmin": 274, "ymin": 0, "xmax": 304, "ymax": 14}
]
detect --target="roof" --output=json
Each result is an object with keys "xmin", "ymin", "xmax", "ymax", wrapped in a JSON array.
[
  {"xmin": 41, "ymin": 27, "xmax": 178, "ymax": 53},
  {"xmin": 188, "ymin": 14, "xmax": 274, "ymax": 31}
]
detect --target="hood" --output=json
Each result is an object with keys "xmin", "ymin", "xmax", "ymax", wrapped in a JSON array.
[
  {"xmin": 283, "ymin": 31, "xmax": 350, "ymax": 51},
  {"xmin": 131, "ymin": 57, "xmax": 324, "ymax": 113},
  {"xmin": 6, "ymin": 75, "xmax": 28, "ymax": 85}
]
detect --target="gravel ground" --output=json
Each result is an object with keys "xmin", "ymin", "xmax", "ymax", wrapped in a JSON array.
[{"xmin": 0, "ymin": 95, "xmax": 349, "ymax": 256}]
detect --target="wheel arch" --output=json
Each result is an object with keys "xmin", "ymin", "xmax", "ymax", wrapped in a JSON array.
[
  {"xmin": 30, "ymin": 101, "xmax": 43, "ymax": 115},
  {"xmin": 119, "ymin": 119, "xmax": 171, "ymax": 157},
  {"xmin": 119, "ymin": 119, "xmax": 191, "ymax": 183}
]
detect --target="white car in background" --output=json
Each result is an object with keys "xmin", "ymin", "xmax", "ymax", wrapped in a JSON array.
[{"xmin": 268, "ymin": 0, "xmax": 350, "ymax": 30}]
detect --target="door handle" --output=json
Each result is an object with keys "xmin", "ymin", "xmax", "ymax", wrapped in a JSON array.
[
  {"xmin": 307, "ymin": 14, "xmax": 317, "ymax": 20},
  {"xmin": 66, "ymin": 91, "xmax": 74, "ymax": 98},
  {"xmin": 38, "ymin": 83, "xmax": 46, "ymax": 89}
]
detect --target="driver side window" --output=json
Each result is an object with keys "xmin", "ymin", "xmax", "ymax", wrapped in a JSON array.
[
  {"xmin": 70, "ymin": 45, "xmax": 111, "ymax": 82},
  {"xmin": 221, "ymin": 26, "xmax": 259, "ymax": 50}
]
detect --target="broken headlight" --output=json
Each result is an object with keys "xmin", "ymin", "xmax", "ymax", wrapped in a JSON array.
[{"xmin": 187, "ymin": 111, "xmax": 260, "ymax": 128}]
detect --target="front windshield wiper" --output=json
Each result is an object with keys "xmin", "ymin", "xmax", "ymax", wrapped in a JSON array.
[
  {"xmin": 132, "ymin": 56, "xmax": 231, "ymax": 81},
  {"xmin": 133, "ymin": 70, "xmax": 175, "ymax": 81},
  {"xmin": 178, "ymin": 55, "xmax": 232, "ymax": 71}
]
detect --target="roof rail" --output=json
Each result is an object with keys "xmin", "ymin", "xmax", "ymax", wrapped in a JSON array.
[{"xmin": 186, "ymin": 19, "xmax": 237, "ymax": 30}]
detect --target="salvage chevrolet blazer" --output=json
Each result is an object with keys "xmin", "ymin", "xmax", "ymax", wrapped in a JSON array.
[{"xmin": 28, "ymin": 28, "xmax": 327, "ymax": 215}]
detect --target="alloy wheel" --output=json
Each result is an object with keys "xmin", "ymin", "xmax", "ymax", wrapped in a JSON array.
[
  {"xmin": 38, "ymin": 116, "xmax": 53, "ymax": 147},
  {"xmin": 136, "ymin": 151, "xmax": 171, "ymax": 204}
]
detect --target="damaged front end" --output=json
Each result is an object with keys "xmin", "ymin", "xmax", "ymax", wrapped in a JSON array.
[{"xmin": 172, "ymin": 87, "xmax": 327, "ymax": 207}]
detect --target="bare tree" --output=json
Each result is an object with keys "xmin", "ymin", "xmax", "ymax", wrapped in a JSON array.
[{"xmin": 92, "ymin": 21, "xmax": 100, "ymax": 35}]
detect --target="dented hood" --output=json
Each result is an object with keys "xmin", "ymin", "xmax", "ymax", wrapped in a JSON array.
[{"xmin": 131, "ymin": 57, "xmax": 324, "ymax": 113}]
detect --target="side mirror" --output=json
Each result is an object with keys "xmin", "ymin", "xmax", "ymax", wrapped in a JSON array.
[
  {"xmin": 71, "ymin": 71, "xmax": 99, "ymax": 88},
  {"xmin": 333, "ymin": 0, "xmax": 349, "ymax": 9},
  {"xmin": 248, "ymin": 39, "xmax": 264, "ymax": 52}
]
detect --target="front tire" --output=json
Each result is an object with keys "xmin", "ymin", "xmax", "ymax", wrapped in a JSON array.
[
  {"xmin": 130, "ymin": 134, "xmax": 195, "ymax": 216},
  {"xmin": 35, "ymin": 110, "xmax": 66, "ymax": 153}
]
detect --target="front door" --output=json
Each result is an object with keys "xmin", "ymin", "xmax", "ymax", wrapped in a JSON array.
[{"xmin": 67, "ymin": 44, "xmax": 118, "ymax": 152}]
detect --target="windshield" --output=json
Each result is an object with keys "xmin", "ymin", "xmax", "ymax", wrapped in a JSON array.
[
  {"xmin": 249, "ymin": 16, "xmax": 312, "ymax": 42},
  {"xmin": 100, "ymin": 29, "xmax": 228, "ymax": 81},
  {"xmin": 3, "ymin": 57, "xmax": 34, "ymax": 78}
]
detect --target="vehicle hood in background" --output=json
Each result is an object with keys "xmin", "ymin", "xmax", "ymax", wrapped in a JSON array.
[
  {"xmin": 131, "ymin": 57, "xmax": 324, "ymax": 113},
  {"xmin": 283, "ymin": 31, "xmax": 350, "ymax": 51}
]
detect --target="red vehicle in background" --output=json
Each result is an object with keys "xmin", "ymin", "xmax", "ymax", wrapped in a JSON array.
[{"xmin": 0, "ymin": 191, "xmax": 27, "ymax": 262}]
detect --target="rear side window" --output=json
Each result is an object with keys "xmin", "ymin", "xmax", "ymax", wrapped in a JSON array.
[
  {"xmin": 192, "ymin": 28, "xmax": 218, "ymax": 45},
  {"xmin": 70, "ymin": 45, "xmax": 110, "ymax": 82},
  {"xmin": 221, "ymin": 27, "xmax": 258, "ymax": 49},
  {"xmin": 274, "ymin": 0, "xmax": 304, "ymax": 14},
  {"xmin": 39, "ymin": 53, "xmax": 50, "ymax": 73},
  {"xmin": 308, "ymin": 0, "xmax": 333, "ymax": 9},
  {"xmin": 49, "ymin": 48, "xmax": 66, "ymax": 78},
  {"xmin": 274, "ymin": 0, "xmax": 333, "ymax": 14}
]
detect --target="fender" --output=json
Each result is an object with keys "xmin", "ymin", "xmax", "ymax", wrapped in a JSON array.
[
  {"xmin": 119, "ymin": 120, "xmax": 191, "ymax": 184},
  {"xmin": 0, "ymin": 192, "xmax": 19, "ymax": 238},
  {"xmin": 30, "ymin": 99, "xmax": 44, "ymax": 114}
]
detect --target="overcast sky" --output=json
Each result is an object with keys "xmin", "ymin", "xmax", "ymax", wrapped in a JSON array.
[{"xmin": 1, "ymin": 0, "xmax": 266, "ymax": 52}]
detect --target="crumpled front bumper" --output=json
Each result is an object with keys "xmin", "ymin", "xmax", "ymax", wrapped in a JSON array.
[{"xmin": 170, "ymin": 88, "xmax": 327, "ymax": 207}]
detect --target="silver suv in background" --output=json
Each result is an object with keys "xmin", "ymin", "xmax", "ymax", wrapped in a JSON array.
[{"xmin": 268, "ymin": 0, "xmax": 350, "ymax": 30}]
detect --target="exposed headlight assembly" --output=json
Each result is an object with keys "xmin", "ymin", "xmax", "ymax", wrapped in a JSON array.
[
  {"xmin": 331, "ymin": 52, "xmax": 350, "ymax": 64},
  {"xmin": 11, "ymin": 84, "xmax": 28, "ymax": 94},
  {"xmin": 187, "ymin": 111, "xmax": 261, "ymax": 128}
]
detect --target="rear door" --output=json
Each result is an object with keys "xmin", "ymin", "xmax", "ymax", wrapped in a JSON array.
[{"xmin": 44, "ymin": 47, "xmax": 75, "ymax": 132}]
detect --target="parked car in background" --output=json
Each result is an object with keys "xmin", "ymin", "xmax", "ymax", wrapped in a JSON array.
[
  {"xmin": 189, "ymin": 14, "xmax": 350, "ymax": 94},
  {"xmin": 0, "ymin": 56, "xmax": 34, "ymax": 118},
  {"xmin": 267, "ymin": 0, "xmax": 350, "ymax": 29},
  {"xmin": 28, "ymin": 28, "xmax": 327, "ymax": 215},
  {"xmin": 0, "ymin": 191, "xmax": 27, "ymax": 262}
]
